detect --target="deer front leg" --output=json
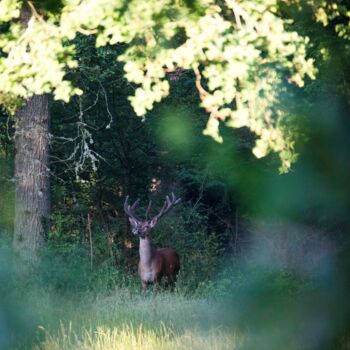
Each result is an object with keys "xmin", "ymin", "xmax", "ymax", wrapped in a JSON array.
[
  {"xmin": 141, "ymin": 280, "xmax": 148, "ymax": 293},
  {"xmin": 167, "ymin": 276, "xmax": 177, "ymax": 292},
  {"xmin": 141, "ymin": 279, "xmax": 156, "ymax": 294}
]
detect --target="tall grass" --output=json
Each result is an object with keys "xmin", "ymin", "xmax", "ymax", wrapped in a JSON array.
[
  {"xmin": 26, "ymin": 289, "xmax": 242, "ymax": 350},
  {"xmin": 37, "ymin": 324, "xmax": 241, "ymax": 350},
  {"xmin": 3, "ymin": 219, "xmax": 344, "ymax": 349}
]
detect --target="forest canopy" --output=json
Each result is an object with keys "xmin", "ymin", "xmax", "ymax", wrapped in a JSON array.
[
  {"xmin": 1, "ymin": 1, "xmax": 350, "ymax": 349},
  {"xmin": 1, "ymin": 0, "xmax": 343, "ymax": 172}
]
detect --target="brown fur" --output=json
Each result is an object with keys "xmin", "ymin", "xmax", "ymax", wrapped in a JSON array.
[
  {"xmin": 124, "ymin": 193, "xmax": 181, "ymax": 291},
  {"xmin": 138, "ymin": 248, "xmax": 180, "ymax": 290}
]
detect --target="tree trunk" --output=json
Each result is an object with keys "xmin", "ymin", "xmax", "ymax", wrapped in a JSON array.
[{"xmin": 13, "ymin": 94, "xmax": 50, "ymax": 264}]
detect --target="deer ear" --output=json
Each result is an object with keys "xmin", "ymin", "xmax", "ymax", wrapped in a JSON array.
[
  {"xmin": 128, "ymin": 217, "xmax": 138, "ymax": 228},
  {"xmin": 149, "ymin": 217, "xmax": 158, "ymax": 228}
]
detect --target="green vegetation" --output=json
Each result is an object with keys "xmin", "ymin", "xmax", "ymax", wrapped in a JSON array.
[
  {"xmin": 0, "ymin": 0, "xmax": 322, "ymax": 170},
  {"xmin": 27, "ymin": 290, "xmax": 242, "ymax": 350},
  {"xmin": 1, "ymin": 248, "xmax": 309, "ymax": 350},
  {"xmin": 1, "ymin": 0, "xmax": 350, "ymax": 349}
]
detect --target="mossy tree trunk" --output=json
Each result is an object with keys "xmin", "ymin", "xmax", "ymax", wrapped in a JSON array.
[
  {"xmin": 12, "ymin": 3, "xmax": 51, "ymax": 266},
  {"xmin": 13, "ymin": 94, "xmax": 50, "ymax": 264}
]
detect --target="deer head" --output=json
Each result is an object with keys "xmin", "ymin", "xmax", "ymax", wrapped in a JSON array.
[{"xmin": 124, "ymin": 193, "xmax": 181, "ymax": 239}]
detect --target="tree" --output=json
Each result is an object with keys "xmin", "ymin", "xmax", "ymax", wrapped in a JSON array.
[
  {"xmin": 13, "ymin": 95, "xmax": 50, "ymax": 263},
  {"xmin": 0, "ymin": 0, "xmax": 321, "ymax": 172},
  {"xmin": 0, "ymin": 0, "xmax": 348, "ymax": 262},
  {"xmin": 11, "ymin": 4, "xmax": 51, "ymax": 264}
]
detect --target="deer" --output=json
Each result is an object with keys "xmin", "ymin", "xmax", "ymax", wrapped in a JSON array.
[{"xmin": 124, "ymin": 193, "xmax": 181, "ymax": 291}]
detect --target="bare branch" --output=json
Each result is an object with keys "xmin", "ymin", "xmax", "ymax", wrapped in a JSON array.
[
  {"xmin": 78, "ymin": 27, "xmax": 98, "ymax": 35},
  {"xmin": 193, "ymin": 68, "xmax": 226, "ymax": 122},
  {"xmin": 99, "ymin": 82, "xmax": 114, "ymax": 129}
]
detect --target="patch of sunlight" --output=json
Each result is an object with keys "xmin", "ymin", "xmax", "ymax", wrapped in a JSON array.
[{"xmin": 35, "ymin": 323, "xmax": 242, "ymax": 350}]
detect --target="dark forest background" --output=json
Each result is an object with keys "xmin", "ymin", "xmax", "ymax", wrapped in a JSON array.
[{"xmin": 1, "ymin": 3, "xmax": 350, "ymax": 349}]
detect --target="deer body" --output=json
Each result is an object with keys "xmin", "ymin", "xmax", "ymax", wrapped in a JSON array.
[
  {"xmin": 124, "ymin": 193, "xmax": 181, "ymax": 291},
  {"xmin": 138, "ymin": 237, "xmax": 180, "ymax": 288}
]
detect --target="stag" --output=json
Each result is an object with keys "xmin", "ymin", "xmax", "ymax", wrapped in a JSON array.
[{"xmin": 124, "ymin": 193, "xmax": 181, "ymax": 291}]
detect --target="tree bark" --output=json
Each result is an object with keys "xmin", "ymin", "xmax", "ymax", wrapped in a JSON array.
[{"xmin": 13, "ymin": 94, "xmax": 50, "ymax": 264}]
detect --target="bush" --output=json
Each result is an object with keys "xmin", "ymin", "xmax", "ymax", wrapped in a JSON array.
[{"xmin": 47, "ymin": 203, "xmax": 227, "ymax": 294}]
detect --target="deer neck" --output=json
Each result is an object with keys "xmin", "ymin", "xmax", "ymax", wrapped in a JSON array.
[{"xmin": 139, "ymin": 236, "xmax": 155, "ymax": 268}]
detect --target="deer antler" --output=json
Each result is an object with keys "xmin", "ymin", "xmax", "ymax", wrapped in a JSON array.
[
  {"xmin": 152, "ymin": 192, "xmax": 181, "ymax": 222},
  {"xmin": 124, "ymin": 193, "xmax": 181, "ymax": 224},
  {"xmin": 124, "ymin": 195, "xmax": 141, "ymax": 222}
]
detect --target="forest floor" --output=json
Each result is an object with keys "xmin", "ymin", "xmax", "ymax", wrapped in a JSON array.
[{"xmin": 30, "ymin": 289, "xmax": 243, "ymax": 350}]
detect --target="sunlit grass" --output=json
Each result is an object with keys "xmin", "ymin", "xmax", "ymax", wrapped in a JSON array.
[
  {"xmin": 29, "ymin": 289, "xmax": 242, "ymax": 350},
  {"xmin": 37, "ymin": 324, "xmax": 241, "ymax": 350}
]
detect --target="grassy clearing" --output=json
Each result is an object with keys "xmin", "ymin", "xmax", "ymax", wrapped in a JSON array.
[
  {"xmin": 37, "ymin": 324, "xmax": 241, "ymax": 350},
  {"xmin": 28, "ymin": 289, "xmax": 242, "ymax": 350}
]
